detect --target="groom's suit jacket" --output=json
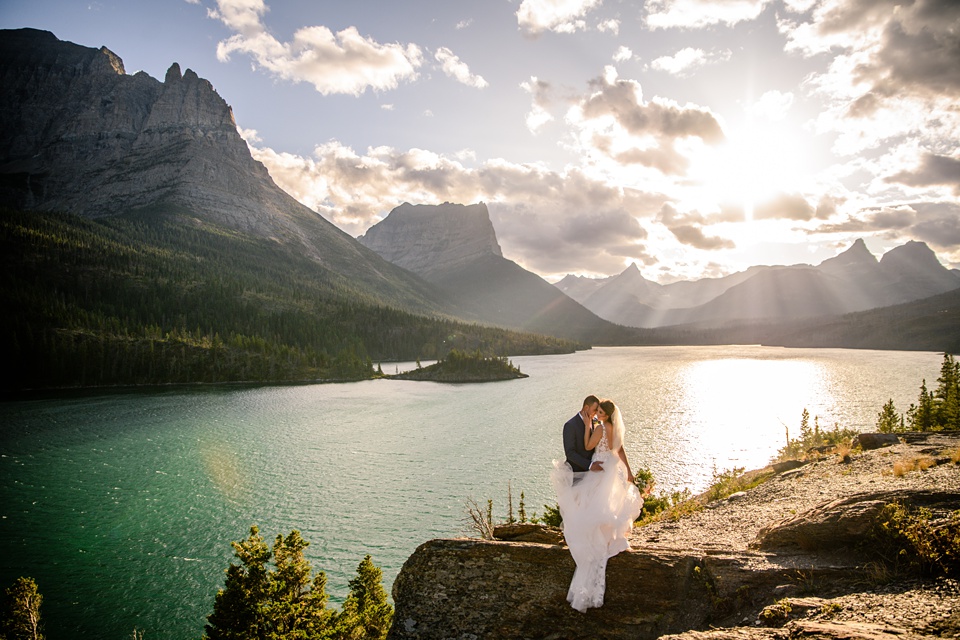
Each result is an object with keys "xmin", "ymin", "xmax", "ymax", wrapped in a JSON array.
[{"xmin": 563, "ymin": 413, "xmax": 593, "ymax": 472}]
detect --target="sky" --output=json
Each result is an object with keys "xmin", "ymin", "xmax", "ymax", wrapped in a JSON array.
[{"xmin": 2, "ymin": 0, "xmax": 959, "ymax": 283}]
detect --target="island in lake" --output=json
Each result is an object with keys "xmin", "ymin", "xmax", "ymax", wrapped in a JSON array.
[{"xmin": 388, "ymin": 349, "xmax": 527, "ymax": 382}]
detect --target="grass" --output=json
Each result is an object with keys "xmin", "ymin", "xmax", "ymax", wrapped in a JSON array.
[{"xmin": 892, "ymin": 455, "xmax": 938, "ymax": 477}]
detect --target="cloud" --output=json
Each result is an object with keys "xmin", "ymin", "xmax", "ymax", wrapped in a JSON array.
[
  {"xmin": 455, "ymin": 18, "xmax": 473, "ymax": 30},
  {"xmin": 516, "ymin": 0, "xmax": 602, "ymax": 35},
  {"xmin": 520, "ymin": 77, "xmax": 555, "ymax": 133},
  {"xmin": 598, "ymin": 19, "xmax": 620, "ymax": 34},
  {"xmin": 209, "ymin": 0, "xmax": 422, "ymax": 95},
  {"xmin": 613, "ymin": 46, "xmax": 633, "ymax": 62},
  {"xmin": 746, "ymin": 90, "xmax": 794, "ymax": 121},
  {"xmin": 649, "ymin": 47, "xmax": 731, "ymax": 77},
  {"xmin": 435, "ymin": 47, "xmax": 489, "ymax": 88},
  {"xmin": 246, "ymin": 138, "xmax": 666, "ymax": 276},
  {"xmin": 782, "ymin": 0, "xmax": 960, "ymax": 157},
  {"xmin": 645, "ymin": 0, "xmax": 774, "ymax": 29},
  {"xmin": 886, "ymin": 153, "xmax": 960, "ymax": 195},
  {"xmin": 753, "ymin": 193, "xmax": 816, "ymax": 221},
  {"xmin": 657, "ymin": 204, "xmax": 736, "ymax": 249},
  {"xmin": 567, "ymin": 67, "xmax": 724, "ymax": 174}
]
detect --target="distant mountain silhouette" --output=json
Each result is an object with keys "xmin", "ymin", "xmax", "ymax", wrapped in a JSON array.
[
  {"xmin": 559, "ymin": 239, "xmax": 960, "ymax": 328},
  {"xmin": 359, "ymin": 202, "xmax": 631, "ymax": 342}
]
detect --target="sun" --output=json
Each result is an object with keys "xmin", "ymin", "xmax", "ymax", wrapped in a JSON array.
[{"xmin": 690, "ymin": 115, "xmax": 812, "ymax": 221}]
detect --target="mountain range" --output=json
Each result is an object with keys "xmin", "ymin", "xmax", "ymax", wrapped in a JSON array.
[
  {"xmin": 2, "ymin": 28, "xmax": 959, "ymax": 391},
  {"xmin": 556, "ymin": 239, "xmax": 960, "ymax": 328}
]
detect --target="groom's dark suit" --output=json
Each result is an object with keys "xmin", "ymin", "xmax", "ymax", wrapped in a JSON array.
[{"xmin": 563, "ymin": 412, "xmax": 594, "ymax": 472}]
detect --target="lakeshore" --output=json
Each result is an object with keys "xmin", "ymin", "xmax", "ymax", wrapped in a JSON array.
[{"xmin": 389, "ymin": 431, "xmax": 960, "ymax": 639}]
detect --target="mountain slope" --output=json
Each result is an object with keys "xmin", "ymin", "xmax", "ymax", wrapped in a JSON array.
[
  {"xmin": 359, "ymin": 202, "xmax": 633, "ymax": 343},
  {"xmin": 0, "ymin": 28, "xmax": 445, "ymax": 311},
  {"xmin": 560, "ymin": 239, "xmax": 959, "ymax": 328}
]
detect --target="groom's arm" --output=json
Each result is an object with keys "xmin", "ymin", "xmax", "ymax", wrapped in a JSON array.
[{"xmin": 563, "ymin": 419, "xmax": 594, "ymax": 471}]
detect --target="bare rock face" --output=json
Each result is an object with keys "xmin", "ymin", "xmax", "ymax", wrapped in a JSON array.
[
  {"xmin": 752, "ymin": 489, "xmax": 960, "ymax": 552},
  {"xmin": 0, "ymin": 28, "xmax": 354, "ymax": 259},
  {"xmin": 358, "ymin": 202, "xmax": 502, "ymax": 280},
  {"xmin": 387, "ymin": 538, "xmax": 857, "ymax": 640}
]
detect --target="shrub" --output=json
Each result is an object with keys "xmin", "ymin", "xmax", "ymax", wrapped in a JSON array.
[{"xmin": 869, "ymin": 502, "xmax": 960, "ymax": 577}]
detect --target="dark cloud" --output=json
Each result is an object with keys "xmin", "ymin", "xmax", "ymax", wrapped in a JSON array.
[
  {"xmin": 573, "ymin": 73, "xmax": 724, "ymax": 175},
  {"xmin": 911, "ymin": 202, "xmax": 960, "ymax": 247},
  {"xmin": 657, "ymin": 203, "xmax": 735, "ymax": 250},
  {"xmin": 581, "ymin": 78, "xmax": 724, "ymax": 142},
  {"xmin": 827, "ymin": 0, "xmax": 960, "ymax": 104},
  {"xmin": 753, "ymin": 193, "xmax": 816, "ymax": 221},
  {"xmin": 886, "ymin": 153, "xmax": 960, "ymax": 194},
  {"xmin": 815, "ymin": 194, "xmax": 845, "ymax": 220}
]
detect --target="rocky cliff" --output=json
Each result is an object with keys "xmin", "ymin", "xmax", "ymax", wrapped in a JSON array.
[
  {"xmin": 358, "ymin": 201, "xmax": 628, "ymax": 343},
  {"xmin": 387, "ymin": 432, "xmax": 960, "ymax": 639},
  {"xmin": 358, "ymin": 202, "xmax": 503, "ymax": 279},
  {"xmin": 0, "ymin": 28, "xmax": 447, "ymax": 307}
]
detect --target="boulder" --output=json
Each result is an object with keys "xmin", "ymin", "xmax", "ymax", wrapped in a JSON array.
[
  {"xmin": 387, "ymin": 539, "xmax": 854, "ymax": 640},
  {"xmin": 752, "ymin": 490, "xmax": 960, "ymax": 552},
  {"xmin": 854, "ymin": 434, "xmax": 901, "ymax": 450}
]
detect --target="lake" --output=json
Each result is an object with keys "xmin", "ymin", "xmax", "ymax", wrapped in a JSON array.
[{"xmin": 0, "ymin": 345, "xmax": 941, "ymax": 639}]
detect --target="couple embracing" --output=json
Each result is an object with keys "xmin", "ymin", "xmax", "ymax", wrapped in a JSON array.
[{"xmin": 550, "ymin": 395, "xmax": 643, "ymax": 613}]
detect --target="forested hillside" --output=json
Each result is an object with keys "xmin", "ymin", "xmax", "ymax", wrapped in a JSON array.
[{"xmin": 0, "ymin": 209, "xmax": 579, "ymax": 391}]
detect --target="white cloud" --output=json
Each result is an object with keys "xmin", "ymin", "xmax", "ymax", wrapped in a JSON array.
[
  {"xmin": 597, "ymin": 19, "xmax": 620, "ymax": 34},
  {"xmin": 745, "ymin": 90, "xmax": 794, "ymax": 121},
  {"xmin": 566, "ymin": 67, "xmax": 725, "ymax": 175},
  {"xmin": 645, "ymin": 0, "xmax": 774, "ymax": 29},
  {"xmin": 613, "ymin": 46, "xmax": 633, "ymax": 62},
  {"xmin": 649, "ymin": 47, "xmax": 730, "ymax": 76},
  {"xmin": 455, "ymin": 18, "xmax": 473, "ymax": 30},
  {"xmin": 434, "ymin": 47, "xmax": 489, "ymax": 88},
  {"xmin": 381, "ymin": 104, "xmax": 395, "ymax": 111},
  {"xmin": 246, "ymin": 138, "xmax": 665, "ymax": 277},
  {"xmin": 209, "ymin": 0, "xmax": 422, "ymax": 95},
  {"xmin": 517, "ymin": 0, "xmax": 602, "ymax": 35},
  {"xmin": 520, "ymin": 76, "xmax": 555, "ymax": 133}
]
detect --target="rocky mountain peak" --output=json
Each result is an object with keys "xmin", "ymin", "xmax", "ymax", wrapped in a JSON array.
[
  {"xmin": 817, "ymin": 238, "xmax": 877, "ymax": 271},
  {"xmin": 358, "ymin": 202, "xmax": 503, "ymax": 279},
  {"xmin": 165, "ymin": 62, "xmax": 182, "ymax": 83}
]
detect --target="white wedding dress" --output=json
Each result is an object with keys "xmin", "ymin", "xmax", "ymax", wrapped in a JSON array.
[{"xmin": 551, "ymin": 410, "xmax": 642, "ymax": 612}]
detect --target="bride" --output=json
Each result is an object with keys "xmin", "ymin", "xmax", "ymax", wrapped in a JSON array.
[{"xmin": 551, "ymin": 398, "xmax": 642, "ymax": 612}]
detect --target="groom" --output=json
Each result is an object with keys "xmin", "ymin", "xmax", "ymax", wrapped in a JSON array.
[{"xmin": 563, "ymin": 395, "xmax": 604, "ymax": 473}]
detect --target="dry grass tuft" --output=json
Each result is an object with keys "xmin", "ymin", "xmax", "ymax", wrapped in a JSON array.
[
  {"xmin": 893, "ymin": 456, "xmax": 939, "ymax": 476},
  {"xmin": 951, "ymin": 447, "xmax": 960, "ymax": 464}
]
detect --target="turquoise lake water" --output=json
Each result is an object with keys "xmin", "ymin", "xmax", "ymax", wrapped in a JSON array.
[{"xmin": 0, "ymin": 345, "xmax": 942, "ymax": 639}]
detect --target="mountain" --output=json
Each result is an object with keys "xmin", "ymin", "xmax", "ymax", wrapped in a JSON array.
[
  {"xmin": 559, "ymin": 239, "xmax": 960, "ymax": 328},
  {"xmin": 358, "ymin": 202, "xmax": 631, "ymax": 342},
  {"xmin": 0, "ymin": 30, "xmax": 580, "ymax": 390},
  {"xmin": 358, "ymin": 202, "xmax": 502, "ymax": 279},
  {"xmin": 0, "ymin": 28, "xmax": 443, "ymax": 310}
]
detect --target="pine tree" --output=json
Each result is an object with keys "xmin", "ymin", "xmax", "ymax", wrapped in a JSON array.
[
  {"xmin": 876, "ymin": 399, "xmax": 905, "ymax": 433},
  {"xmin": 1, "ymin": 577, "xmax": 43, "ymax": 640},
  {"xmin": 333, "ymin": 555, "xmax": 393, "ymax": 640},
  {"xmin": 907, "ymin": 379, "xmax": 937, "ymax": 431},
  {"xmin": 933, "ymin": 353, "xmax": 960, "ymax": 430},
  {"xmin": 205, "ymin": 526, "xmax": 334, "ymax": 640}
]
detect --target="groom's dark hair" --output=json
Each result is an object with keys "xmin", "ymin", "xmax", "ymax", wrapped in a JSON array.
[{"xmin": 582, "ymin": 395, "xmax": 600, "ymax": 407}]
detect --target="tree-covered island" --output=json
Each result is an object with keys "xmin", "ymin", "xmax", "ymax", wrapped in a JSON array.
[{"xmin": 388, "ymin": 349, "xmax": 527, "ymax": 382}]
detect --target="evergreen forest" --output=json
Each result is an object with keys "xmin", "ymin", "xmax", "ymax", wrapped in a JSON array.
[{"xmin": 0, "ymin": 208, "xmax": 580, "ymax": 392}]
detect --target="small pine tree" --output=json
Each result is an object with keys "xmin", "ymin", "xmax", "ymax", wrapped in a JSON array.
[
  {"xmin": 334, "ymin": 555, "xmax": 393, "ymax": 640},
  {"xmin": 876, "ymin": 399, "xmax": 905, "ymax": 433},
  {"xmin": 907, "ymin": 379, "xmax": 937, "ymax": 431},
  {"xmin": 518, "ymin": 492, "xmax": 527, "ymax": 523},
  {"xmin": 1, "ymin": 577, "xmax": 43, "ymax": 640},
  {"xmin": 799, "ymin": 408, "xmax": 812, "ymax": 445},
  {"xmin": 934, "ymin": 353, "xmax": 960, "ymax": 430}
]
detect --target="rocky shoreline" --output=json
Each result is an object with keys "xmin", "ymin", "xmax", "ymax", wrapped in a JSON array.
[{"xmin": 387, "ymin": 432, "xmax": 960, "ymax": 639}]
